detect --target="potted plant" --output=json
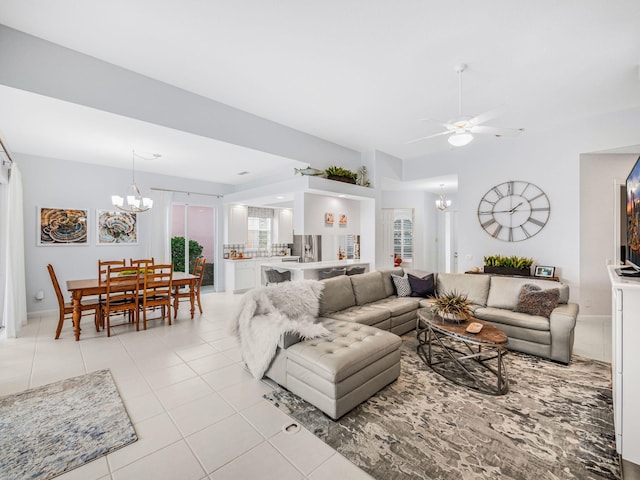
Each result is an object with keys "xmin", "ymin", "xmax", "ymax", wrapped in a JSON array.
[
  {"xmin": 483, "ymin": 255, "xmax": 533, "ymax": 277},
  {"xmin": 431, "ymin": 290, "xmax": 472, "ymax": 322},
  {"xmin": 325, "ymin": 165, "xmax": 358, "ymax": 184}
]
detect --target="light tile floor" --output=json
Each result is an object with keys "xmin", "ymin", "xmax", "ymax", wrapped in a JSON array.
[{"xmin": 0, "ymin": 292, "xmax": 374, "ymax": 480}]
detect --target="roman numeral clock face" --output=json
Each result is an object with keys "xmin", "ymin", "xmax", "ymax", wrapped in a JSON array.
[{"xmin": 477, "ymin": 181, "xmax": 550, "ymax": 242}]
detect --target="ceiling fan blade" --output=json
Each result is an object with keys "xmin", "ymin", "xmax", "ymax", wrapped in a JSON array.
[
  {"xmin": 470, "ymin": 125, "xmax": 524, "ymax": 136},
  {"xmin": 468, "ymin": 106, "xmax": 507, "ymax": 126},
  {"xmin": 418, "ymin": 118, "xmax": 455, "ymax": 129},
  {"xmin": 405, "ymin": 130, "xmax": 452, "ymax": 144}
]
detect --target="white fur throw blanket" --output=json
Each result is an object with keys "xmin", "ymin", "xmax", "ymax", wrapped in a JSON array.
[{"xmin": 229, "ymin": 280, "xmax": 330, "ymax": 379}]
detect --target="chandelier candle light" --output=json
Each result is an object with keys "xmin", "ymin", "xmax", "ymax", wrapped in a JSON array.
[
  {"xmin": 111, "ymin": 150, "xmax": 156, "ymax": 213},
  {"xmin": 435, "ymin": 184, "xmax": 451, "ymax": 211}
]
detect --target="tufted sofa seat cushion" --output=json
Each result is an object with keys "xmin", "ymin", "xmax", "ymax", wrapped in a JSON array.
[{"xmin": 286, "ymin": 319, "xmax": 401, "ymax": 383}]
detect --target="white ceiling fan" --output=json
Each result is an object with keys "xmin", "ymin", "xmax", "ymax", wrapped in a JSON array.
[{"xmin": 407, "ymin": 64, "xmax": 524, "ymax": 147}]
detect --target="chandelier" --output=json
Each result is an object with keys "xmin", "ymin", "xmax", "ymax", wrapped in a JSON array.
[
  {"xmin": 435, "ymin": 184, "xmax": 451, "ymax": 211},
  {"xmin": 111, "ymin": 150, "xmax": 155, "ymax": 213}
]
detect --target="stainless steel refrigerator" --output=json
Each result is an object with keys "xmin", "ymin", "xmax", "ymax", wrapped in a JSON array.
[{"xmin": 292, "ymin": 235, "xmax": 322, "ymax": 263}]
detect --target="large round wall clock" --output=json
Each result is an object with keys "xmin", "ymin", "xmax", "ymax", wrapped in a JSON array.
[{"xmin": 477, "ymin": 180, "xmax": 550, "ymax": 242}]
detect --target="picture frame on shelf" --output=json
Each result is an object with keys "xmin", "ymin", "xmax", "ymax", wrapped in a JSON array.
[
  {"xmin": 38, "ymin": 207, "xmax": 89, "ymax": 246},
  {"xmin": 534, "ymin": 266, "xmax": 555, "ymax": 278}
]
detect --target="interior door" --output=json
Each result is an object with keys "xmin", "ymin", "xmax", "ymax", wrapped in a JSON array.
[{"xmin": 381, "ymin": 208, "xmax": 395, "ymax": 269}]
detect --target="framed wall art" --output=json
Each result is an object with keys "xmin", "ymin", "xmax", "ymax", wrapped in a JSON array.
[
  {"xmin": 325, "ymin": 212, "xmax": 334, "ymax": 225},
  {"xmin": 38, "ymin": 207, "xmax": 88, "ymax": 246},
  {"xmin": 96, "ymin": 210, "xmax": 138, "ymax": 245},
  {"xmin": 339, "ymin": 213, "xmax": 347, "ymax": 226}
]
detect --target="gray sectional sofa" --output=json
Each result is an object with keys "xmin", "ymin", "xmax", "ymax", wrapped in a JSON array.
[
  {"xmin": 263, "ymin": 268, "xmax": 578, "ymax": 419},
  {"xmin": 316, "ymin": 268, "xmax": 578, "ymax": 364}
]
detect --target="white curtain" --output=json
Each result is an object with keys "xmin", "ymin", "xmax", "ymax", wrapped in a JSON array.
[
  {"xmin": 1, "ymin": 164, "xmax": 27, "ymax": 337},
  {"xmin": 148, "ymin": 190, "xmax": 173, "ymax": 263}
]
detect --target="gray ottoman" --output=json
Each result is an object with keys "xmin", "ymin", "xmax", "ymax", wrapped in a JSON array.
[{"xmin": 266, "ymin": 318, "xmax": 402, "ymax": 419}]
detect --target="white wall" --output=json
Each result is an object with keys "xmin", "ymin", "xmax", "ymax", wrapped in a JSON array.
[
  {"xmin": 303, "ymin": 193, "xmax": 360, "ymax": 236},
  {"xmin": 20, "ymin": 153, "xmax": 229, "ymax": 314},
  {"xmin": 404, "ymin": 106, "xmax": 640, "ymax": 311},
  {"xmin": 580, "ymin": 153, "xmax": 637, "ymax": 316}
]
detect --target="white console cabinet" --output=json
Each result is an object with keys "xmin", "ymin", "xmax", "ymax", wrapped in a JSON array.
[{"xmin": 608, "ymin": 266, "xmax": 640, "ymax": 465}]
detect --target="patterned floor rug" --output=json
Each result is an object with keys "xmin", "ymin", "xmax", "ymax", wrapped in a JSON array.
[
  {"xmin": 264, "ymin": 335, "xmax": 620, "ymax": 480},
  {"xmin": 0, "ymin": 370, "xmax": 137, "ymax": 480}
]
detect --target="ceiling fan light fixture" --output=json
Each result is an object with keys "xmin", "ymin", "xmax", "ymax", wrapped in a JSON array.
[{"xmin": 448, "ymin": 132, "xmax": 473, "ymax": 147}]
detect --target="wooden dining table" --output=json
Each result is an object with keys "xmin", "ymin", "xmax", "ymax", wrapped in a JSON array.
[{"xmin": 66, "ymin": 271, "xmax": 198, "ymax": 341}]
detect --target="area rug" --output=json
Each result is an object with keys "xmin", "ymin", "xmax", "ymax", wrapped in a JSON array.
[
  {"xmin": 264, "ymin": 335, "xmax": 620, "ymax": 480},
  {"xmin": 0, "ymin": 370, "xmax": 137, "ymax": 480}
]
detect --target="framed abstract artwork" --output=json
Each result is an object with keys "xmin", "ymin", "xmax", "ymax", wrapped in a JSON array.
[
  {"xmin": 38, "ymin": 207, "xmax": 88, "ymax": 246},
  {"xmin": 96, "ymin": 210, "xmax": 138, "ymax": 245},
  {"xmin": 325, "ymin": 212, "xmax": 334, "ymax": 225}
]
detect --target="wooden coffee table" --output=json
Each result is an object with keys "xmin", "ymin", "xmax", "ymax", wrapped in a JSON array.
[{"xmin": 416, "ymin": 308, "xmax": 509, "ymax": 395}]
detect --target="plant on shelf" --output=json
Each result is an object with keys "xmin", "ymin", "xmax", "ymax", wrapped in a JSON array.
[
  {"xmin": 431, "ymin": 290, "xmax": 472, "ymax": 322},
  {"xmin": 325, "ymin": 165, "xmax": 358, "ymax": 184},
  {"xmin": 483, "ymin": 254, "xmax": 533, "ymax": 276}
]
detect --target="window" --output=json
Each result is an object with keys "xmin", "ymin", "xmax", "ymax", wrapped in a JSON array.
[
  {"xmin": 393, "ymin": 210, "xmax": 413, "ymax": 260},
  {"xmin": 247, "ymin": 207, "xmax": 273, "ymax": 249}
]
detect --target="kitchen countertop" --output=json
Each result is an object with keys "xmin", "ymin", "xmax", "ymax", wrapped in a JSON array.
[
  {"xmin": 259, "ymin": 259, "xmax": 369, "ymax": 271},
  {"xmin": 225, "ymin": 256, "xmax": 300, "ymax": 262}
]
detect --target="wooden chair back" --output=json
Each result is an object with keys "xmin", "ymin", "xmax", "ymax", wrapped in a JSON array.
[
  {"xmin": 173, "ymin": 257, "xmax": 206, "ymax": 316},
  {"xmin": 130, "ymin": 258, "xmax": 155, "ymax": 268},
  {"xmin": 47, "ymin": 264, "xmax": 101, "ymax": 339},
  {"xmin": 140, "ymin": 263, "xmax": 173, "ymax": 329},
  {"xmin": 98, "ymin": 259, "xmax": 126, "ymax": 281},
  {"xmin": 102, "ymin": 265, "xmax": 140, "ymax": 337}
]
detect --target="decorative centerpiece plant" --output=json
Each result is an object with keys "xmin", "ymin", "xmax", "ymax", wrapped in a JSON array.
[
  {"xmin": 325, "ymin": 165, "xmax": 359, "ymax": 184},
  {"xmin": 431, "ymin": 290, "xmax": 472, "ymax": 322}
]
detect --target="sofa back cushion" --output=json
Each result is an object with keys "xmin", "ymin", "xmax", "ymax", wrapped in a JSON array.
[
  {"xmin": 318, "ymin": 275, "xmax": 357, "ymax": 315},
  {"xmin": 487, "ymin": 276, "xmax": 569, "ymax": 310},
  {"xmin": 350, "ymin": 271, "xmax": 388, "ymax": 305},
  {"xmin": 379, "ymin": 268, "xmax": 405, "ymax": 297},
  {"xmin": 436, "ymin": 273, "xmax": 491, "ymax": 306}
]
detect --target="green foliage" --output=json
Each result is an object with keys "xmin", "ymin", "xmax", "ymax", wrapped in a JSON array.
[
  {"xmin": 431, "ymin": 290, "xmax": 472, "ymax": 318},
  {"xmin": 171, "ymin": 236, "xmax": 204, "ymax": 272},
  {"xmin": 325, "ymin": 165, "xmax": 358, "ymax": 180},
  {"xmin": 483, "ymin": 254, "xmax": 534, "ymax": 269}
]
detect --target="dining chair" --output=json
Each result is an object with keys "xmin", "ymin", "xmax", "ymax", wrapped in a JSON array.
[
  {"xmin": 101, "ymin": 265, "xmax": 140, "ymax": 337},
  {"xmin": 47, "ymin": 264, "xmax": 101, "ymax": 340},
  {"xmin": 173, "ymin": 257, "xmax": 206, "ymax": 317},
  {"xmin": 98, "ymin": 259, "xmax": 126, "ymax": 280},
  {"xmin": 140, "ymin": 263, "xmax": 173, "ymax": 330},
  {"xmin": 129, "ymin": 258, "xmax": 155, "ymax": 268}
]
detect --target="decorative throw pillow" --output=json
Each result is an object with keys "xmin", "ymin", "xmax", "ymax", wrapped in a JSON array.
[
  {"xmin": 391, "ymin": 274, "xmax": 412, "ymax": 297},
  {"xmin": 408, "ymin": 273, "xmax": 435, "ymax": 298},
  {"xmin": 514, "ymin": 284, "xmax": 560, "ymax": 318}
]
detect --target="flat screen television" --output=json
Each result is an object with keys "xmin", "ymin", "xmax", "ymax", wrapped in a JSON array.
[{"xmin": 622, "ymin": 155, "xmax": 640, "ymax": 276}]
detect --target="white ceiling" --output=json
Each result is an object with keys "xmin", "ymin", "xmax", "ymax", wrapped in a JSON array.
[{"xmin": 0, "ymin": 1, "xmax": 639, "ymax": 187}]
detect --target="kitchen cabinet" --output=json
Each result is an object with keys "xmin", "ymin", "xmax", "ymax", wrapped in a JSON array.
[
  {"xmin": 276, "ymin": 208, "xmax": 293, "ymax": 244},
  {"xmin": 228, "ymin": 204, "xmax": 248, "ymax": 244}
]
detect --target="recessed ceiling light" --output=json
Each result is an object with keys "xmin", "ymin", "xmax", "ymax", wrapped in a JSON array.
[
  {"xmin": 338, "ymin": 194, "xmax": 346, "ymax": 198},
  {"xmin": 276, "ymin": 196, "xmax": 285, "ymax": 199}
]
